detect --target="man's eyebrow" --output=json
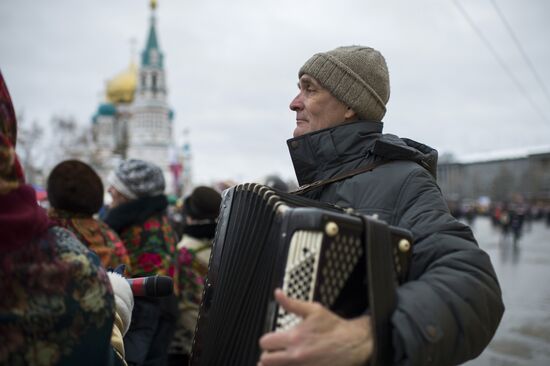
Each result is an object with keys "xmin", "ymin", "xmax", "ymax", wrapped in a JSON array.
[
  {"xmin": 302, "ymin": 76, "xmax": 319, "ymax": 87},
  {"xmin": 298, "ymin": 78, "xmax": 314, "ymax": 88}
]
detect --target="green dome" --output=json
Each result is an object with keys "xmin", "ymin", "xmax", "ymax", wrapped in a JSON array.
[{"xmin": 97, "ymin": 103, "xmax": 116, "ymax": 116}]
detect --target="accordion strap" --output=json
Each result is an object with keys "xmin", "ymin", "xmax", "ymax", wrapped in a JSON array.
[
  {"xmin": 291, "ymin": 159, "xmax": 389, "ymax": 196},
  {"xmin": 362, "ymin": 216, "xmax": 397, "ymax": 366}
]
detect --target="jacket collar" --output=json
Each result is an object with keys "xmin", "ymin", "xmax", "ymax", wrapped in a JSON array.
[
  {"xmin": 104, "ymin": 194, "xmax": 168, "ymax": 233},
  {"xmin": 287, "ymin": 121, "xmax": 439, "ymax": 186},
  {"xmin": 287, "ymin": 121, "xmax": 383, "ymax": 186}
]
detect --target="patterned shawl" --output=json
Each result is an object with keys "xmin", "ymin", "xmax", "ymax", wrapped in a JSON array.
[{"xmin": 0, "ymin": 70, "xmax": 54, "ymax": 250}]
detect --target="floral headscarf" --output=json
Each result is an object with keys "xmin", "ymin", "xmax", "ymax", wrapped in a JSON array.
[
  {"xmin": 0, "ymin": 70, "xmax": 53, "ymax": 249},
  {"xmin": 0, "ymin": 71, "xmax": 24, "ymax": 194}
]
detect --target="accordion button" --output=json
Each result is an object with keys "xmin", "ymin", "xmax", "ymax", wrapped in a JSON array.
[
  {"xmin": 425, "ymin": 325, "xmax": 440, "ymax": 343},
  {"xmin": 398, "ymin": 239, "xmax": 411, "ymax": 253},
  {"xmin": 325, "ymin": 221, "xmax": 339, "ymax": 237}
]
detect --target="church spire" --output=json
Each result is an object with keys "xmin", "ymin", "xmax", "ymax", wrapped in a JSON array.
[{"xmin": 142, "ymin": 0, "xmax": 163, "ymax": 67}]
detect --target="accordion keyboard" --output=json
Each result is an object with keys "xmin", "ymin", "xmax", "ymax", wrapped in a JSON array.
[
  {"xmin": 275, "ymin": 228, "xmax": 363, "ymax": 332},
  {"xmin": 276, "ymin": 231, "xmax": 323, "ymax": 331}
]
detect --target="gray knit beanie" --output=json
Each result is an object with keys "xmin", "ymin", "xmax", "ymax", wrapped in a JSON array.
[
  {"xmin": 299, "ymin": 45, "xmax": 390, "ymax": 121},
  {"xmin": 108, "ymin": 159, "xmax": 165, "ymax": 199}
]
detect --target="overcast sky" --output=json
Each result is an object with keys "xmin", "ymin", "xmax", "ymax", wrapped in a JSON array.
[{"xmin": 1, "ymin": 0, "xmax": 549, "ymax": 185}]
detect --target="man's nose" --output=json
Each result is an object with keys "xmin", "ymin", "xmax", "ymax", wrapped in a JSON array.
[{"xmin": 289, "ymin": 94, "xmax": 303, "ymax": 111}]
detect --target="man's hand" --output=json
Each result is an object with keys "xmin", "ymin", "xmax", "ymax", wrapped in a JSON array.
[{"xmin": 258, "ymin": 289, "xmax": 373, "ymax": 366}]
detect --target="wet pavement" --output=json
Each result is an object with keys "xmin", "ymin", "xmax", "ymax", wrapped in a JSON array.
[{"xmin": 463, "ymin": 217, "xmax": 550, "ymax": 366}]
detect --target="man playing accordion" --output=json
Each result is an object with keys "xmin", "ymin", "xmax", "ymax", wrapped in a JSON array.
[{"xmin": 258, "ymin": 46, "xmax": 504, "ymax": 366}]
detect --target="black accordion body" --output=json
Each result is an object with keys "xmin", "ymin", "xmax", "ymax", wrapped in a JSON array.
[{"xmin": 191, "ymin": 183, "xmax": 413, "ymax": 366}]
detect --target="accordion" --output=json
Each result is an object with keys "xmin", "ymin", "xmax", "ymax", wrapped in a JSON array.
[{"xmin": 191, "ymin": 183, "xmax": 413, "ymax": 366}]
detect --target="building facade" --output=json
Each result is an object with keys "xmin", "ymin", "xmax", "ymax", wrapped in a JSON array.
[
  {"xmin": 92, "ymin": 1, "xmax": 185, "ymax": 194},
  {"xmin": 437, "ymin": 150, "xmax": 550, "ymax": 203}
]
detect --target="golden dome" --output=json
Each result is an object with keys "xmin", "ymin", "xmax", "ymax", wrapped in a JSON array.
[{"xmin": 106, "ymin": 62, "xmax": 137, "ymax": 104}]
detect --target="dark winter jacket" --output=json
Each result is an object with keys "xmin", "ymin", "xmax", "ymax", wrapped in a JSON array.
[
  {"xmin": 287, "ymin": 120, "xmax": 504, "ymax": 366},
  {"xmin": 104, "ymin": 195, "xmax": 179, "ymax": 366}
]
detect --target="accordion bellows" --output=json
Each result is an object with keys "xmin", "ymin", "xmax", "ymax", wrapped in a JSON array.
[{"xmin": 191, "ymin": 183, "xmax": 412, "ymax": 366}]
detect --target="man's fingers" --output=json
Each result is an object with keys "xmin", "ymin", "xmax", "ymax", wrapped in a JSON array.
[
  {"xmin": 274, "ymin": 288, "xmax": 318, "ymax": 318},
  {"xmin": 259, "ymin": 328, "xmax": 292, "ymax": 351},
  {"xmin": 259, "ymin": 350, "xmax": 292, "ymax": 366}
]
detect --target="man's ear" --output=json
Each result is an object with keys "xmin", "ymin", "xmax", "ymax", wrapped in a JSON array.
[{"xmin": 344, "ymin": 107, "xmax": 357, "ymax": 121}]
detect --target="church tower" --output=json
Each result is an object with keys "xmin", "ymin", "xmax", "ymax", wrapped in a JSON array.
[
  {"xmin": 92, "ymin": 0, "xmax": 179, "ymax": 193},
  {"xmin": 126, "ymin": 0, "xmax": 174, "ymax": 188}
]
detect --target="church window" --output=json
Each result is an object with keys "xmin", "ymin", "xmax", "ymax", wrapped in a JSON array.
[{"xmin": 152, "ymin": 73, "xmax": 158, "ymax": 93}]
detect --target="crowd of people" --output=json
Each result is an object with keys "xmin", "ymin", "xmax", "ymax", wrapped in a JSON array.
[
  {"xmin": 0, "ymin": 70, "xmax": 226, "ymax": 365},
  {"xmin": 449, "ymin": 198, "xmax": 550, "ymax": 245},
  {"xmin": 1, "ymin": 44, "xmax": 505, "ymax": 366}
]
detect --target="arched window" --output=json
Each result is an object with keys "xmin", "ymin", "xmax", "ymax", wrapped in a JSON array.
[
  {"xmin": 141, "ymin": 74, "xmax": 147, "ymax": 88},
  {"xmin": 152, "ymin": 73, "xmax": 158, "ymax": 93}
]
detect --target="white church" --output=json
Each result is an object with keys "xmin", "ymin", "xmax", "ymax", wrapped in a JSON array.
[{"xmin": 91, "ymin": 0, "xmax": 189, "ymax": 195}]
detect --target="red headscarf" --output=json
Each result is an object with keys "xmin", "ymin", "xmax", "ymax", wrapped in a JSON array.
[{"xmin": 0, "ymin": 70, "xmax": 54, "ymax": 249}]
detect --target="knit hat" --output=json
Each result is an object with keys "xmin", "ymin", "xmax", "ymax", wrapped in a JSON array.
[
  {"xmin": 183, "ymin": 186, "xmax": 222, "ymax": 220},
  {"xmin": 47, "ymin": 160, "xmax": 104, "ymax": 215},
  {"xmin": 299, "ymin": 45, "xmax": 390, "ymax": 121},
  {"xmin": 108, "ymin": 159, "xmax": 165, "ymax": 200}
]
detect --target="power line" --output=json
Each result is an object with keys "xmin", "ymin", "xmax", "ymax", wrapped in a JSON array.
[
  {"xmin": 490, "ymin": 0, "xmax": 550, "ymax": 104},
  {"xmin": 451, "ymin": 0, "xmax": 549, "ymax": 123}
]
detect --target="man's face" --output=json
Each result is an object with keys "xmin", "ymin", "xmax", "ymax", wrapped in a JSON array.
[{"xmin": 290, "ymin": 74, "xmax": 352, "ymax": 138}]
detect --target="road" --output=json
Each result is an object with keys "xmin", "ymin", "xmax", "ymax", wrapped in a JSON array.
[{"xmin": 464, "ymin": 217, "xmax": 550, "ymax": 366}]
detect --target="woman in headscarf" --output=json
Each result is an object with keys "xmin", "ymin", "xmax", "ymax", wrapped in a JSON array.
[
  {"xmin": 0, "ymin": 71, "xmax": 132, "ymax": 366},
  {"xmin": 46, "ymin": 159, "xmax": 131, "ymax": 272},
  {"xmin": 104, "ymin": 158, "xmax": 178, "ymax": 366}
]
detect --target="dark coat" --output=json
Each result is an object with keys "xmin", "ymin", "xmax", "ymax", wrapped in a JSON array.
[{"xmin": 287, "ymin": 121, "xmax": 504, "ymax": 366}]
